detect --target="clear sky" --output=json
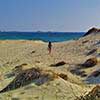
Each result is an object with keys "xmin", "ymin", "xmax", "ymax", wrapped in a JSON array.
[{"xmin": 0, "ymin": 0, "xmax": 100, "ymax": 32}]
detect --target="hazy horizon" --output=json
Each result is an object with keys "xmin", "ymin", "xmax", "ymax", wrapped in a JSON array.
[
  {"xmin": 0, "ymin": 30, "xmax": 85, "ymax": 32},
  {"xmin": 0, "ymin": 0, "xmax": 100, "ymax": 32}
]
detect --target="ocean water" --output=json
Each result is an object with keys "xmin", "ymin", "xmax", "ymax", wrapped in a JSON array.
[{"xmin": 0, "ymin": 32, "xmax": 85, "ymax": 42}]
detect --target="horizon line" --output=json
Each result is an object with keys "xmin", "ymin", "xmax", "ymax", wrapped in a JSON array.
[{"xmin": 0, "ymin": 30, "xmax": 86, "ymax": 33}]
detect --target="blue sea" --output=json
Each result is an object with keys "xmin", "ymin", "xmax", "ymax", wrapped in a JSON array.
[{"xmin": 0, "ymin": 32, "xmax": 85, "ymax": 42}]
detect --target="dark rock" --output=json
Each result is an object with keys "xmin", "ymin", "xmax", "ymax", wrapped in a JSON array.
[
  {"xmin": 50, "ymin": 61, "xmax": 66, "ymax": 67},
  {"xmin": 58, "ymin": 73, "xmax": 68, "ymax": 80},
  {"xmin": 35, "ymin": 61, "xmax": 40, "ymax": 63},
  {"xmin": 80, "ymin": 73, "xmax": 87, "ymax": 77},
  {"xmin": 70, "ymin": 68, "xmax": 86, "ymax": 77},
  {"xmin": 0, "ymin": 68, "xmax": 42, "ymax": 93},
  {"xmin": 14, "ymin": 63, "xmax": 27, "ymax": 69},
  {"xmin": 89, "ymin": 69, "xmax": 100, "ymax": 78},
  {"xmin": 31, "ymin": 51, "xmax": 35, "ymax": 54},
  {"xmin": 80, "ymin": 58, "xmax": 97, "ymax": 68},
  {"xmin": 83, "ymin": 27, "xmax": 100, "ymax": 37},
  {"xmin": 86, "ymin": 48, "xmax": 97, "ymax": 56},
  {"xmin": 82, "ymin": 40, "xmax": 89, "ymax": 44},
  {"xmin": 92, "ymin": 71, "xmax": 100, "ymax": 77}
]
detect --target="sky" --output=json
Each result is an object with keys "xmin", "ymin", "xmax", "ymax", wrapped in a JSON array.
[{"xmin": 0, "ymin": 0, "xmax": 100, "ymax": 32}]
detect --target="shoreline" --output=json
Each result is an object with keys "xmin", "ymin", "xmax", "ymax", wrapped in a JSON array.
[{"xmin": 0, "ymin": 37, "xmax": 77, "ymax": 44}]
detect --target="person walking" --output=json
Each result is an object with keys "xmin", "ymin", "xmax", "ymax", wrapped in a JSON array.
[{"xmin": 48, "ymin": 42, "xmax": 52, "ymax": 54}]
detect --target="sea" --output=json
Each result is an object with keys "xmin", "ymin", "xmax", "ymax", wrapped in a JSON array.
[{"xmin": 0, "ymin": 32, "xmax": 85, "ymax": 42}]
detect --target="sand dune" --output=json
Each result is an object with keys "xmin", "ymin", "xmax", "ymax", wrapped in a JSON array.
[{"xmin": 0, "ymin": 29, "xmax": 99, "ymax": 100}]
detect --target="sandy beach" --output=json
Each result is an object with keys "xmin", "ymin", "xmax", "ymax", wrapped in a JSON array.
[{"xmin": 0, "ymin": 30, "xmax": 100, "ymax": 100}]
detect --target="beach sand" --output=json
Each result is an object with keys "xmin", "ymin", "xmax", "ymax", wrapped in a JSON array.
[{"xmin": 0, "ymin": 32, "xmax": 99, "ymax": 100}]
